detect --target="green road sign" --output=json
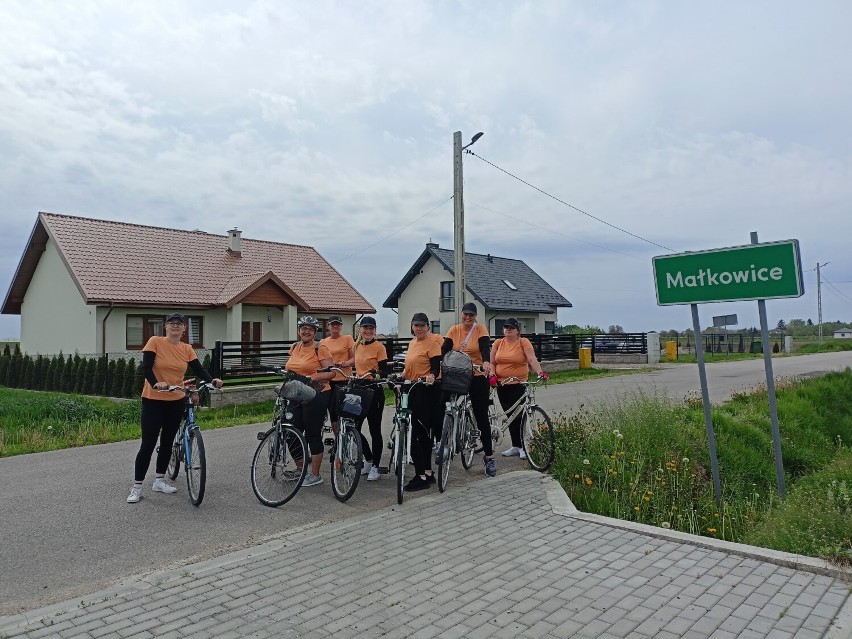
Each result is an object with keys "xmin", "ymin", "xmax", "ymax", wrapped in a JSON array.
[{"xmin": 653, "ymin": 240, "xmax": 804, "ymax": 305}]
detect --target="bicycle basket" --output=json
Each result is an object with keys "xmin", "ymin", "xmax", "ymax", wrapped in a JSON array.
[
  {"xmin": 281, "ymin": 379, "xmax": 316, "ymax": 402},
  {"xmin": 334, "ymin": 384, "xmax": 374, "ymax": 418},
  {"xmin": 440, "ymin": 349, "xmax": 472, "ymax": 394}
]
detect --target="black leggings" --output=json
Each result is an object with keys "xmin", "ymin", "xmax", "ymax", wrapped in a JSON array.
[
  {"xmin": 292, "ymin": 390, "xmax": 331, "ymax": 455},
  {"xmin": 356, "ymin": 388, "xmax": 385, "ymax": 467},
  {"xmin": 497, "ymin": 383, "xmax": 526, "ymax": 448},
  {"xmin": 134, "ymin": 398, "xmax": 184, "ymax": 481},
  {"xmin": 409, "ymin": 383, "xmax": 442, "ymax": 476}
]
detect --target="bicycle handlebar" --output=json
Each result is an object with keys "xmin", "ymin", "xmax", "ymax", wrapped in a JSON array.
[
  {"xmin": 159, "ymin": 381, "xmax": 219, "ymax": 393},
  {"xmin": 317, "ymin": 366, "xmax": 380, "ymax": 381}
]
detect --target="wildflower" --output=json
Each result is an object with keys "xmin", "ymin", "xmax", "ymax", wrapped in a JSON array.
[
  {"xmin": 612, "ymin": 429, "xmax": 620, "ymax": 436},
  {"xmin": 646, "ymin": 491, "xmax": 653, "ymax": 496},
  {"xmin": 584, "ymin": 477, "xmax": 593, "ymax": 486},
  {"xmin": 634, "ymin": 506, "xmax": 640, "ymax": 511},
  {"xmin": 582, "ymin": 459, "xmax": 590, "ymax": 465},
  {"xmin": 682, "ymin": 457, "xmax": 689, "ymax": 464},
  {"xmin": 612, "ymin": 488, "xmax": 618, "ymax": 493},
  {"xmin": 714, "ymin": 513, "xmax": 720, "ymax": 518},
  {"xmin": 610, "ymin": 470, "xmax": 618, "ymax": 476},
  {"xmin": 616, "ymin": 432, "xmax": 623, "ymax": 439},
  {"xmin": 707, "ymin": 528, "xmax": 717, "ymax": 534},
  {"xmin": 661, "ymin": 522, "xmax": 671, "ymax": 529},
  {"xmin": 47, "ymin": 425, "xmax": 54, "ymax": 431},
  {"xmin": 574, "ymin": 474, "xmax": 580, "ymax": 479},
  {"xmin": 643, "ymin": 496, "xmax": 650, "ymax": 502}
]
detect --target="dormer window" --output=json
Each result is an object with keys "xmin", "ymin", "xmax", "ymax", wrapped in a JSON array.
[{"xmin": 502, "ymin": 279, "xmax": 518, "ymax": 290}]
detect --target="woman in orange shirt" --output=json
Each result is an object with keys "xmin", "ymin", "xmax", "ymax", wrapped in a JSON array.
[
  {"xmin": 286, "ymin": 316, "xmax": 335, "ymax": 487},
  {"xmin": 403, "ymin": 312, "xmax": 442, "ymax": 491},
  {"xmin": 442, "ymin": 302, "xmax": 495, "ymax": 476},
  {"xmin": 489, "ymin": 318, "xmax": 548, "ymax": 459},
  {"xmin": 127, "ymin": 313, "xmax": 222, "ymax": 504},
  {"xmin": 320, "ymin": 315, "xmax": 355, "ymax": 438},
  {"xmin": 352, "ymin": 316, "xmax": 391, "ymax": 481}
]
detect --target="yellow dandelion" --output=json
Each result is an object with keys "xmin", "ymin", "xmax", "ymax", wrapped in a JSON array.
[
  {"xmin": 643, "ymin": 496, "xmax": 650, "ymax": 502},
  {"xmin": 584, "ymin": 477, "xmax": 593, "ymax": 486},
  {"xmin": 574, "ymin": 474, "xmax": 580, "ymax": 479},
  {"xmin": 707, "ymin": 528, "xmax": 717, "ymax": 534},
  {"xmin": 634, "ymin": 506, "xmax": 640, "ymax": 511}
]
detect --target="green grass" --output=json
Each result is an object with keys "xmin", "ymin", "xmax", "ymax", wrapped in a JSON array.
[
  {"xmin": 0, "ymin": 388, "xmax": 275, "ymax": 457},
  {"xmin": 549, "ymin": 369, "xmax": 852, "ymax": 562}
]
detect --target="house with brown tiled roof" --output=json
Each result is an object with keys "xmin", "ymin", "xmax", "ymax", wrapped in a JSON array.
[{"xmin": 2, "ymin": 212, "xmax": 375, "ymax": 356}]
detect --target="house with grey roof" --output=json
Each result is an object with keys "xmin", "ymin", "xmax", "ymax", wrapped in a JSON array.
[
  {"xmin": 3, "ymin": 212, "xmax": 375, "ymax": 356},
  {"xmin": 383, "ymin": 243, "xmax": 571, "ymax": 335},
  {"xmin": 833, "ymin": 327, "xmax": 852, "ymax": 339}
]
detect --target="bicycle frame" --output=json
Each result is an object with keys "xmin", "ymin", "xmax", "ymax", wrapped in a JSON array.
[{"xmin": 490, "ymin": 379, "xmax": 538, "ymax": 437}]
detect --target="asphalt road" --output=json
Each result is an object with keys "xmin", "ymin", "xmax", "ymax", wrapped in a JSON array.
[{"xmin": 1, "ymin": 351, "xmax": 849, "ymax": 615}]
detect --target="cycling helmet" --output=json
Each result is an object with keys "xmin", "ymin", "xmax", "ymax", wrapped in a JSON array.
[{"xmin": 297, "ymin": 315, "xmax": 320, "ymax": 330}]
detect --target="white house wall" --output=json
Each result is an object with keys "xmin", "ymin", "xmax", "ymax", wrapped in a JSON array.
[{"xmin": 21, "ymin": 239, "xmax": 96, "ymax": 355}]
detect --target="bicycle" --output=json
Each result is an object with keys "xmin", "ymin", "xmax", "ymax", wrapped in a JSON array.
[
  {"xmin": 436, "ymin": 365, "xmax": 485, "ymax": 492},
  {"xmin": 250, "ymin": 367, "xmax": 311, "ymax": 507},
  {"xmin": 320, "ymin": 366, "xmax": 383, "ymax": 502},
  {"xmin": 386, "ymin": 376, "xmax": 429, "ymax": 504},
  {"xmin": 484, "ymin": 376, "xmax": 555, "ymax": 471},
  {"xmin": 163, "ymin": 380, "xmax": 218, "ymax": 506}
]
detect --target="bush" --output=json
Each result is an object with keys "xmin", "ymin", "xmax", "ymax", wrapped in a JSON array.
[
  {"xmin": 122, "ymin": 359, "xmax": 136, "ymax": 398},
  {"xmin": 109, "ymin": 359, "xmax": 125, "ymax": 398}
]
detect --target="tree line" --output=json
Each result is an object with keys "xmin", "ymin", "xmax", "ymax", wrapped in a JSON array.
[{"xmin": 0, "ymin": 344, "xmax": 212, "ymax": 398}]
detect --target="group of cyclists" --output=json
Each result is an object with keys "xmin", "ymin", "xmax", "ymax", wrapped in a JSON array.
[{"xmin": 127, "ymin": 304, "xmax": 548, "ymax": 502}]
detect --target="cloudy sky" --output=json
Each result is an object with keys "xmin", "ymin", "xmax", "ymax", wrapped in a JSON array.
[{"xmin": 2, "ymin": 1, "xmax": 851, "ymax": 338}]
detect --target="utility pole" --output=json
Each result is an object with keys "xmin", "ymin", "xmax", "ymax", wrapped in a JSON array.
[
  {"xmin": 817, "ymin": 262, "xmax": 828, "ymax": 342},
  {"xmin": 453, "ymin": 132, "xmax": 465, "ymax": 322},
  {"xmin": 452, "ymin": 131, "xmax": 483, "ymax": 322}
]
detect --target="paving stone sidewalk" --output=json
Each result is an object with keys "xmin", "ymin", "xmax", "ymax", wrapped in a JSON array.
[{"xmin": 1, "ymin": 472, "xmax": 850, "ymax": 639}]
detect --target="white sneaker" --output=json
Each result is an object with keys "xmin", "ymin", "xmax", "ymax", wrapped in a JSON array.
[
  {"xmin": 152, "ymin": 478, "xmax": 177, "ymax": 494},
  {"xmin": 361, "ymin": 461, "xmax": 371, "ymax": 475},
  {"xmin": 301, "ymin": 473, "xmax": 323, "ymax": 487},
  {"xmin": 126, "ymin": 485, "xmax": 143, "ymax": 503},
  {"xmin": 502, "ymin": 447, "xmax": 521, "ymax": 457},
  {"xmin": 367, "ymin": 466, "xmax": 380, "ymax": 481},
  {"xmin": 519, "ymin": 448, "xmax": 528, "ymax": 460}
]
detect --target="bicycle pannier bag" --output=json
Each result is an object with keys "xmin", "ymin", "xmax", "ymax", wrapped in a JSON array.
[
  {"xmin": 334, "ymin": 384, "xmax": 374, "ymax": 418},
  {"xmin": 441, "ymin": 349, "xmax": 473, "ymax": 394}
]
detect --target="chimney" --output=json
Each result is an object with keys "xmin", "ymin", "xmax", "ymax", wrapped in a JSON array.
[
  {"xmin": 227, "ymin": 228, "xmax": 242, "ymax": 256},
  {"xmin": 487, "ymin": 254, "xmax": 493, "ymax": 263}
]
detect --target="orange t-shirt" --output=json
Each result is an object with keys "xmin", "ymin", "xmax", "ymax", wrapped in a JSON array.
[
  {"xmin": 445, "ymin": 323, "xmax": 489, "ymax": 374},
  {"xmin": 492, "ymin": 337, "xmax": 533, "ymax": 383},
  {"xmin": 286, "ymin": 341, "xmax": 333, "ymax": 391},
  {"xmin": 141, "ymin": 337, "xmax": 198, "ymax": 400},
  {"xmin": 321, "ymin": 334, "xmax": 355, "ymax": 381},
  {"xmin": 354, "ymin": 340, "xmax": 388, "ymax": 377},
  {"xmin": 403, "ymin": 334, "xmax": 442, "ymax": 380}
]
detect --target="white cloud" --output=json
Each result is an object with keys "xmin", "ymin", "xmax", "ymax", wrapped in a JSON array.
[{"xmin": 1, "ymin": 0, "xmax": 851, "ymax": 339}]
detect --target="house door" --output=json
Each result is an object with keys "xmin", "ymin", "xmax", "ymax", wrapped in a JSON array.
[{"xmin": 241, "ymin": 321, "xmax": 262, "ymax": 365}]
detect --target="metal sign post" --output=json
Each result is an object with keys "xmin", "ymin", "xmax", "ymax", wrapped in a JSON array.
[{"xmin": 653, "ymin": 236, "xmax": 803, "ymax": 502}]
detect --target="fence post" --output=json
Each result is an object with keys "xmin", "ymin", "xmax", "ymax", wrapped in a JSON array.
[{"xmin": 212, "ymin": 341, "xmax": 221, "ymax": 378}]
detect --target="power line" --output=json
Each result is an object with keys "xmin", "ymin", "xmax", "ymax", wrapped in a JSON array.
[
  {"xmin": 823, "ymin": 277, "xmax": 852, "ymax": 303},
  {"xmin": 467, "ymin": 201, "xmax": 644, "ymax": 261},
  {"xmin": 332, "ymin": 195, "xmax": 454, "ymax": 263},
  {"xmin": 467, "ymin": 150, "xmax": 677, "ymax": 252}
]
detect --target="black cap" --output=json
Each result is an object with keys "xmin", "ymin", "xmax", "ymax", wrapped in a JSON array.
[
  {"xmin": 411, "ymin": 312, "xmax": 429, "ymax": 325},
  {"xmin": 328, "ymin": 315, "xmax": 343, "ymax": 324},
  {"xmin": 165, "ymin": 313, "xmax": 187, "ymax": 324},
  {"xmin": 359, "ymin": 316, "xmax": 377, "ymax": 327},
  {"xmin": 461, "ymin": 302, "xmax": 478, "ymax": 315},
  {"xmin": 504, "ymin": 318, "xmax": 520, "ymax": 330}
]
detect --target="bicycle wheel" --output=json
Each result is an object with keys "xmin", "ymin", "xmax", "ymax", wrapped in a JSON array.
[
  {"xmin": 251, "ymin": 424, "xmax": 308, "ymax": 507},
  {"xmin": 185, "ymin": 428, "xmax": 206, "ymax": 506},
  {"xmin": 522, "ymin": 406, "xmax": 555, "ymax": 472},
  {"xmin": 395, "ymin": 420, "xmax": 407, "ymax": 504},
  {"xmin": 475, "ymin": 402, "xmax": 501, "ymax": 454},
  {"xmin": 166, "ymin": 425, "xmax": 182, "ymax": 480},
  {"xmin": 460, "ymin": 411, "xmax": 476, "ymax": 470},
  {"xmin": 330, "ymin": 421, "xmax": 363, "ymax": 502},
  {"xmin": 437, "ymin": 413, "xmax": 453, "ymax": 493}
]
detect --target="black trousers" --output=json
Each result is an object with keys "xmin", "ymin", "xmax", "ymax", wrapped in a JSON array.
[
  {"xmin": 496, "ymin": 383, "xmax": 526, "ymax": 448},
  {"xmin": 292, "ymin": 390, "xmax": 331, "ymax": 455},
  {"xmin": 356, "ymin": 388, "xmax": 385, "ymax": 467},
  {"xmin": 135, "ymin": 398, "xmax": 184, "ymax": 481},
  {"xmin": 409, "ymin": 382, "xmax": 442, "ymax": 475}
]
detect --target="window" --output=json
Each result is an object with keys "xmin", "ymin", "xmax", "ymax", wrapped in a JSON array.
[
  {"xmin": 502, "ymin": 279, "xmax": 518, "ymax": 290},
  {"xmin": 440, "ymin": 281, "xmax": 455, "ymax": 311},
  {"xmin": 126, "ymin": 314, "xmax": 204, "ymax": 348},
  {"xmin": 545, "ymin": 321, "xmax": 556, "ymax": 335},
  {"xmin": 431, "ymin": 321, "xmax": 441, "ymax": 335}
]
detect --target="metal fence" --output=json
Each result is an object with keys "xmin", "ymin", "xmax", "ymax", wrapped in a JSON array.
[
  {"xmin": 212, "ymin": 333, "xmax": 649, "ymax": 386},
  {"xmin": 667, "ymin": 333, "xmax": 780, "ymax": 354}
]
